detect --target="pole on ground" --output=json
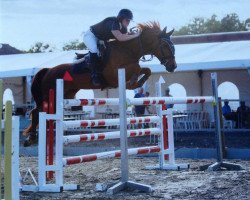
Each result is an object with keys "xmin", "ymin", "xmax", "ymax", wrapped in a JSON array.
[
  {"xmin": 202, "ymin": 72, "xmax": 244, "ymax": 171},
  {"xmin": 107, "ymin": 69, "xmax": 153, "ymax": 195}
]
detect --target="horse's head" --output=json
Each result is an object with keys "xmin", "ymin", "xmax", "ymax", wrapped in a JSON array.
[
  {"xmin": 138, "ymin": 22, "xmax": 177, "ymax": 73},
  {"xmin": 155, "ymin": 27, "xmax": 177, "ymax": 72}
]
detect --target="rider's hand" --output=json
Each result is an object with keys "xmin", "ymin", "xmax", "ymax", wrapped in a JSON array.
[{"xmin": 134, "ymin": 31, "xmax": 141, "ymax": 37}]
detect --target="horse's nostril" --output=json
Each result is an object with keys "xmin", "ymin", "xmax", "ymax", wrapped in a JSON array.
[{"xmin": 165, "ymin": 65, "xmax": 176, "ymax": 72}]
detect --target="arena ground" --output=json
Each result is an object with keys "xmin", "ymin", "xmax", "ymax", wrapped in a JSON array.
[{"xmin": 20, "ymin": 157, "xmax": 250, "ymax": 200}]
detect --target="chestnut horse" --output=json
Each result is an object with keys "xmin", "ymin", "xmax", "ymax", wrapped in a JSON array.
[{"xmin": 23, "ymin": 22, "xmax": 177, "ymax": 146}]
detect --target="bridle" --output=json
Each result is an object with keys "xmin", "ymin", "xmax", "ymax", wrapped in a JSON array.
[
  {"xmin": 137, "ymin": 33, "xmax": 175, "ymax": 65},
  {"xmin": 159, "ymin": 36, "xmax": 175, "ymax": 66}
]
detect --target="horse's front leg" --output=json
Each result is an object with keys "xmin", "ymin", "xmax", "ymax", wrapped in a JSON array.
[
  {"xmin": 137, "ymin": 67, "xmax": 151, "ymax": 87},
  {"xmin": 127, "ymin": 67, "xmax": 151, "ymax": 90}
]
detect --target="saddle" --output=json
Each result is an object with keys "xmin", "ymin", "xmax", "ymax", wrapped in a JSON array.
[{"xmin": 72, "ymin": 40, "xmax": 110, "ymax": 74}]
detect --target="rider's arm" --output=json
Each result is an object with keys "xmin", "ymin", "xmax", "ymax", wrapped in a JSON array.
[{"xmin": 111, "ymin": 30, "xmax": 140, "ymax": 41}]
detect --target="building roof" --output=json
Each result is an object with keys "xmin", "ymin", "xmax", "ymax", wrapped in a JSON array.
[
  {"xmin": 0, "ymin": 43, "xmax": 23, "ymax": 55},
  {"xmin": 0, "ymin": 40, "xmax": 250, "ymax": 78},
  {"xmin": 142, "ymin": 40, "xmax": 250, "ymax": 73}
]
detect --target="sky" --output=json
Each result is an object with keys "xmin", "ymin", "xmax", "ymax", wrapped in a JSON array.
[{"xmin": 1, "ymin": 0, "xmax": 250, "ymax": 51}]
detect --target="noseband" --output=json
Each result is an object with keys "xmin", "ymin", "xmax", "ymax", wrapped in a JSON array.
[
  {"xmin": 159, "ymin": 37, "xmax": 175, "ymax": 66},
  {"xmin": 136, "ymin": 34, "xmax": 175, "ymax": 64}
]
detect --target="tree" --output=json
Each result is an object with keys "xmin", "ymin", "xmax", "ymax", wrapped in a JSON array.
[
  {"xmin": 26, "ymin": 42, "xmax": 54, "ymax": 53},
  {"xmin": 220, "ymin": 13, "xmax": 246, "ymax": 32},
  {"xmin": 204, "ymin": 15, "xmax": 221, "ymax": 33},
  {"xmin": 174, "ymin": 13, "xmax": 247, "ymax": 35},
  {"xmin": 62, "ymin": 40, "xmax": 87, "ymax": 51},
  {"xmin": 187, "ymin": 17, "xmax": 206, "ymax": 34}
]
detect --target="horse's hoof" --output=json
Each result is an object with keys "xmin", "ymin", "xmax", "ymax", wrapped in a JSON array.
[
  {"xmin": 23, "ymin": 139, "xmax": 31, "ymax": 147},
  {"xmin": 23, "ymin": 135, "xmax": 38, "ymax": 147}
]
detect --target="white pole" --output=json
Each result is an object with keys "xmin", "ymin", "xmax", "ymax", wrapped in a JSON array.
[
  {"xmin": 155, "ymin": 80, "xmax": 164, "ymax": 169},
  {"xmin": 166, "ymin": 109, "xmax": 175, "ymax": 165},
  {"xmin": 55, "ymin": 79, "xmax": 64, "ymax": 189},
  {"xmin": 107, "ymin": 69, "xmax": 153, "ymax": 194},
  {"xmin": 118, "ymin": 69, "xmax": 129, "ymax": 183},
  {"xmin": 38, "ymin": 112, "xmax": 47, "ymax": 190}
]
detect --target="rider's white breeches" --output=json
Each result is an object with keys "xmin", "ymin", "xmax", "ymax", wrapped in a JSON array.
[{"xmin": 83, "ymin": 29, "xmax": 99, "ymax": 54}]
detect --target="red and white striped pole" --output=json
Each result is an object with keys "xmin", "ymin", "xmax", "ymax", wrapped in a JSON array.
[
  {"xmin": 63, "ymin": 128, "xmax": 161, "ymax": 145},
  {"xmin": 63, "ymin": 146, "xmax": 161, "ymax": 166}
]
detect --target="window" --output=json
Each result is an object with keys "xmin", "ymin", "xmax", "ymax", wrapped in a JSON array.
[
  {"xmin": 168, "ymin": 83, "xmax": 187, "ymax": 111},
  {"xmin": 218, "ymin": 82, "xmax": 239, "ymax": 111},
  {"xmin": 3, "ymin": 88, "xmax": 15, "ymax": 105}
]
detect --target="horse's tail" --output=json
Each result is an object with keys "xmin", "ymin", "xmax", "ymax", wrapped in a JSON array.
[
  {"xmin": 23, "ymin": 68, "xmax": 49, "ymax": 136},
  {"xmin": 31, "ymin": 68, "xmax": 49, "ymax": 107}
]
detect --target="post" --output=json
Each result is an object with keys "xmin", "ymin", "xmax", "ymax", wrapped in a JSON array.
[
  {"xmin": 118, "ymin": 69, "xmax": 129, "ymax": 183},
  {"xmin": 212, "ymin": 73, "xmax": 223, "ymax": 162},
  {"xmin": 202, "ymin": 73, "xmax": 244, "ymax": 171},
  {"xmin": 107, "ymin": 69, "xmax": 153, "ymax": 194},
  {"xmin": 218, "ymin": 97, "xmax": 226, "ymax": 157},
  {"xmin": 166, "ymin": 109, "xmax": 175, "ymax": 164},
  {"xmin": 145, "ymin": 78, "xmax": 189, "ymax": 170},
  {"xmin": 155, "ymin": 77, "xmax": 167, "ymax": 167},
  {"xmin": 47, "ymin": 89, "xmax": 55, "ymax": 179},
  {"xmin": 55, "ymin": 80, "xmax": 64, "ymax": 189}
]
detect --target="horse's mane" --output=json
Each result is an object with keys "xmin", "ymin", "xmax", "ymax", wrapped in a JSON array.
[{"xmin": 137, "ymin": 21, "xmax": 161, "ymax": 32}]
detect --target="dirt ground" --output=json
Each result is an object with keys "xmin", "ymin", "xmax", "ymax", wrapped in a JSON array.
[{"xmin": 20, "ymin": 157, "xmax": 250, "ymax": 200}]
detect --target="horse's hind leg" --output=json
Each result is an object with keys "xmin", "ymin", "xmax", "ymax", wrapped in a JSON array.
[{"xmin": 23, "ymin": 107, "xmax": 40, "ymax": 147}]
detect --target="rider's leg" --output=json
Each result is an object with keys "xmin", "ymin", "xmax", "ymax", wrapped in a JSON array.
[
  {"xmin": 89, "ymin": 52, "xmax": 102, "ymax": 86},
  {"xmin": 84, "ymin": 30, "xmax": 101, "ymax": 86}
]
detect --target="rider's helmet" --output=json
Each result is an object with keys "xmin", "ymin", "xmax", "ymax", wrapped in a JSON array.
[{"xmin": 117, "ymin": 9, "xmax": 133, "ymax": 21}]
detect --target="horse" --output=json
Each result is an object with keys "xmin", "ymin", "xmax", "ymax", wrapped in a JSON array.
[{"xmin": 23, "ymin": 21, "xmax": 177, "ymax": 146}]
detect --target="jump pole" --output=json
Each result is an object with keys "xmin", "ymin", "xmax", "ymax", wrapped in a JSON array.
[
  {"xmin": 202, "ymin": 72, "xmax": 244, "ymax": 171},
  {"xmin": 107, "ymin": 68, "xmax": 153, "ymax": 194}
]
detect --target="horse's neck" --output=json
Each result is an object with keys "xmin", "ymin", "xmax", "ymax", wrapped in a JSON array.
[
  {"xmin": 140, "ymin": 31, "xmax": 158, "ymax": 55},
  {"xmin": 122, "ymin": 31, "xmax": 157, "ymax": 58}
]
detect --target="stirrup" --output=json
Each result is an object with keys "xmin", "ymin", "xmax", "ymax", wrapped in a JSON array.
[{"xmin": 91, "ymin": 74, "xmax": 101, "ymax": 86}]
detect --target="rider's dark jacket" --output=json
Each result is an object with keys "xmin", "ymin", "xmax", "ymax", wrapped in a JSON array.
[{"xmin": 90, "ymin": 17, "xmax": 127, "ymax": 41}]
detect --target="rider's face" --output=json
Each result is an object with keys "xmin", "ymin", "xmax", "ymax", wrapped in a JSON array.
[{"xmin": 122, "ymin": 18, "xmax": 130, "ymax": 27}]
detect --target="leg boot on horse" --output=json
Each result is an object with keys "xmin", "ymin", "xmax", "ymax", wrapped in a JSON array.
[{"xmin": 23, "ymin": 107, "xmax": 40, "ymax": 147}]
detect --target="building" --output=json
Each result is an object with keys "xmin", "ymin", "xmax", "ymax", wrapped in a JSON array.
[{"xmin": 0, "ymin": 32, "xmax": 250, "ymax": 118}]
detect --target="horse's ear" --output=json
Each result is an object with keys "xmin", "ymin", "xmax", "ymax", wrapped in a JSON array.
[
  {"xmin": 162, "ymin": 27, "xmax": 167, "ymax": 34},
  {"xmin": 166, "ymin": 29, "xmax": 175, "ymax": 37},
  {"xmin": 160, "ymin": 27, "xmax": 167, "ymax": 37}
]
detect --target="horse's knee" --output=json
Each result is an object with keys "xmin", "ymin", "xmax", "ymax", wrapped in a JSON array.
[{"xmin": 142, "ymin": 68, "xmax": 151, "ymax": 77}]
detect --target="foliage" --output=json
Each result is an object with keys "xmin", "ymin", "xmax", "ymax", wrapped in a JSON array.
[
  {"xmin": 26, "ymin": 42, "xmax": 54, "ymax": 53},
  {"xmin": 62, "ymin": 40, "xmax": 87, "ymax": 51},
  {"xmin": 174, "ymin": 13, "xmax": 248, "ymax": 35}
]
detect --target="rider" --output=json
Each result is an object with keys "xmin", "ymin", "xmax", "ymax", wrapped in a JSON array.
[{"xmin": 84, "ymin": 9, "xmax": 141, "ymax": 86}]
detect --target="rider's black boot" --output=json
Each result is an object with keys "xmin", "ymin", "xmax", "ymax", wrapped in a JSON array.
[{"xmin": 89, "ymin": 53, "xmax": 101, "ymax": 86}]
